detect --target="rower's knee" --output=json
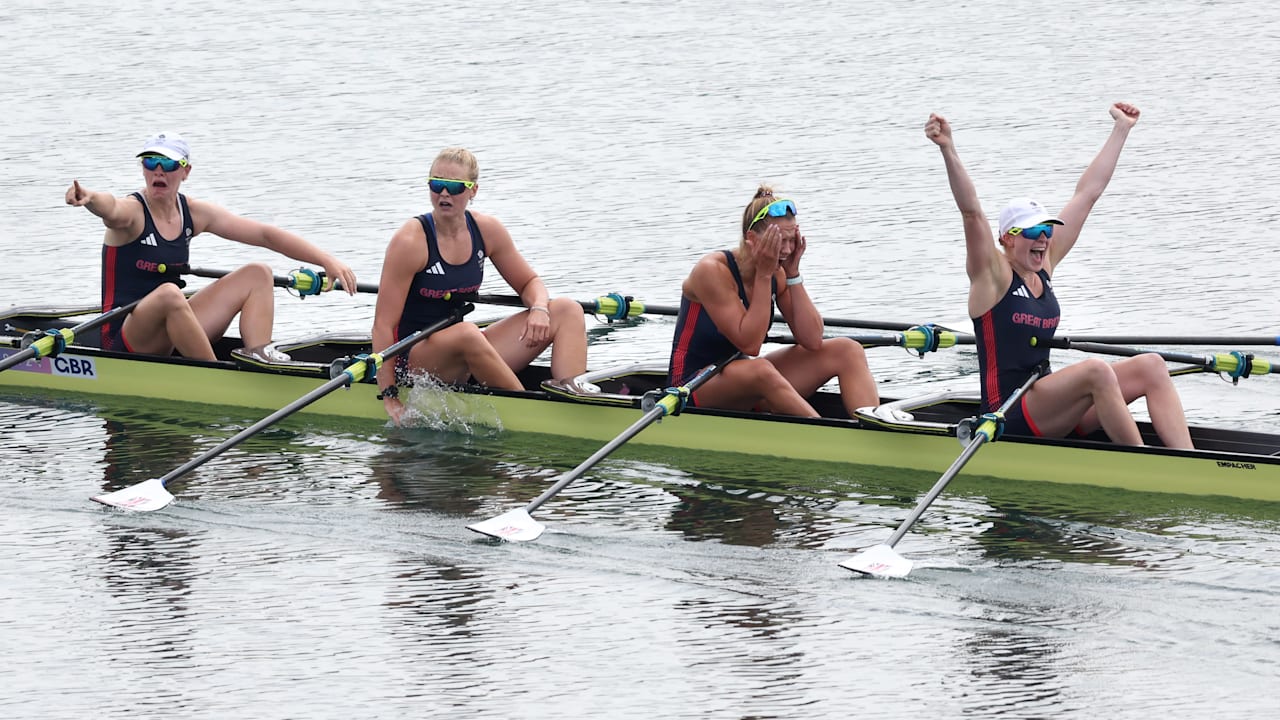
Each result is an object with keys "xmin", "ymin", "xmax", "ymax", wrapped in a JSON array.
[
  {"xmin": 1077, "ymin": 357, "xmax": 1122, "ymax": 392},
  {"xmin": 827, "ymin": 337, "xmax": 868, "ymax": 366},
  {"xmin": 738, "ymin": 358, "xmax": 791, "ymax": 393},
  {"xmin": 148, "ymin": 282, "xmax": 189, "ymax": 312},
  {"xmin": 548, "ymin": 297, "xmax": 585, "ymax": 332},
  {"xmin": 1132, "ymin": 352, "xmax": 1169, "ymax": 378},
  {"xmin": 445, "ymin": 321, "xmax": 488, "ymax": 349},
  {"xmin": 243, "ymin": 262, "xmax": 274, "ymax": 283}
]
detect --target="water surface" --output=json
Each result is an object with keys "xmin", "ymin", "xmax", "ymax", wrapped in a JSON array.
[{"xmin": 2, "ymin": 1, "xmax": 1279, "ymax": 717}]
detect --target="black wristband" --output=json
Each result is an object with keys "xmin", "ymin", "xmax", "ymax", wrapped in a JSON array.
[{"xmin": 376, "ymin": 385, "xmax": 400, "ymax": 400}]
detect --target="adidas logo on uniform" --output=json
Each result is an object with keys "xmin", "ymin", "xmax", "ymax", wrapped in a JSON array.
[
  {"xmin": 425, "ymin": 262, "xmax": 445, "ymax": 275},
  {"xmin": 141, "ymin": 233, "xmax": 158, "ymax": 247},
  {"xmin": 1012, "ymin": 285, "xmax": 1031, "ymax": 298}
]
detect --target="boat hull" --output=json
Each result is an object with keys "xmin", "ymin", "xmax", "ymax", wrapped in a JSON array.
[{"xmin": 3, "ymin": 322, "xmax": 1279, "ymax": 502}]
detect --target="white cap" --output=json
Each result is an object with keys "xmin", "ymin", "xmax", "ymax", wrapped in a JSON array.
[
  {"xmin": 137, "ymin": 132, "xmax": 191, "ymax": 162},
  {"xmin": 997, "ymin": 197, "xmax": 1063, "ymax": 236}
]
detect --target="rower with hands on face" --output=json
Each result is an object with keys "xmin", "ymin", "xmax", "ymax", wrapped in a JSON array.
[
  {"xmin": 666, "ymin": 185, "xmax": 881, "ymax": 417},
  {"xmin": 66, "ymin": 131, "xmax": 357, "ymax": 361}
]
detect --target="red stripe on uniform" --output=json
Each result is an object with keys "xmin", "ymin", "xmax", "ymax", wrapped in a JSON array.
[
  {"xmin": 102, "ymin": 245, "xmax": 119, "ymax": 346},
  {"xmin": 670, "ymin": 302, "xmax": 703, "ymax": 383},
  {"xmin": 102, "ymin": 245, "xmax": 118, "ymax": 309},
  {"xmin": 978, "ymin": 310, "xmax": 1001, "ymax": 407}
]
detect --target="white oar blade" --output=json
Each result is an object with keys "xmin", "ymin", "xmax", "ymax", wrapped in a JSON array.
[
  {"xmin": 91, "ymin": 478, "xmax": 174, "ymax": 512},
  {"xmin": 838, "ymin": 544, "xmax": 914, "ymax": 578},
  {"xmin": 467, "ymin": 508, "xmax": 544, "ymax": 542}
]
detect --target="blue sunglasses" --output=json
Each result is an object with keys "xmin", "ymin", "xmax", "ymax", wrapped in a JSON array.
[
  {"xmin": 1010, "ymin": 224, "xmax": 1054, "ymax": 240},
  {"xmin": 139, "ymin": 155, "xmax": 188, "ymax": 172},
  {"xmin": 749, "ymin": 198, "xmax": 798, "ymax": 228},
  {"xmin": 428, "ymin": 177, "xmax": 476, "ymax": 195}
]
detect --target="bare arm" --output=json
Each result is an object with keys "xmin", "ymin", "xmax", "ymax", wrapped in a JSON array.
[
  {"xmin": 684, "ymin": 253, "xmax": 776, "ymax": 357},
  {"xmin": 191, "ymin": 199, "xmax": 358, "ymax": 294},
  {"xmin": 926, "ymin": 113, "xmax": 1005, "ymax": 316},
  {"xmin": 477, "ymin": 214, "xmax": 548, "ymax": 308},
  {"xmin": 1050, "ymin": 102, "xmax": 1141, "ymax": 266},
  {"xmin": 372, "ymin": 218, "xmax": 429, "ymax": 390},
  {"xmin": 475, "ymin": 212, "xmax": 555, "ymax": 346},
  {"xmin": 773, "ymin": 227, "xmax": 823, "ymax": 350},
  {"xmin": 65, "ymin": 180, "xmax": 144, "ymax": 242}
]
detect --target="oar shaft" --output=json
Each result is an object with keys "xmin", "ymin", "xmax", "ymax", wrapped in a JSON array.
[
  {"xmin": 767, "ymin": 329, "xmax": 963, "ymax": 350},
  {"xmin": 1050, "ymin": 339, "xmax": 1205, "ymax": 364},
  {"xmin": 1059, "ymin": 334, "xmax": 1280, "ymax": 346},
  {"xmin": 0, "ymin": 299, "xmax": 143, "ymax": 372},
  {"xmin": 523, "ymin": 403, "xmax": 666, "ymax": 513},
  {"xmin": 885, "ymin": 430, "xmax": 990, "ymax": 548},
  {"xmin": 153, "ymin": 306, "xmax": 471, "ymax": 489},
  {"xmin": 882, "ymin": 366, "xmax": 1042, "ymax": 549},
  {"xmin": 522, "ymin": 352, "xmax": 740, "ymax": 514},
  {"xmin": 155, "ymin": 374, "xmax": 354, "ymax": 484},
  {"xmin": 187, "ymin": 266, "xmax": 382, "ymax": 295},
  {"xmin": 197, "ymin": 270, "xmax": 937, "ymax": 331}
]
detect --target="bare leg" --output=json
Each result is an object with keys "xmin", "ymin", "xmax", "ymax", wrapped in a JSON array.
[
  {"xmin": 484, "ymin": 297, "xmax": 588, "ymax": 380},
  {"xmin": 1077, "ymin": 353, "xmax": 1193, "ymax": 449},
  {"xmin": 187, "ymin": 263, "xmax": 276, "ymax": 348},
  {"xmin": 767, "ymin": 337, "xmax": 878, "ymax": 416},
  {"xmin": 406, "ymin": 322, "xmax": 523, "ymax": 390},
  {"xmin": 1021, "ymin": 358, "xmax": 1143, "ymax": 445},
  {"xmin": 687, "ymin": 357, "xmax": 818, "ymax": 417},
  {"xmin": 121, "ymin": 283, "xmax": 216, "ymax": 360},
  {"xmin": 545, "ymin": 298, "xmax": 587, "ymax": 379}
]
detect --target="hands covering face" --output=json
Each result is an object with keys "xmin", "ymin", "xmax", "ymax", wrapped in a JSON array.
[{"xmin": 747, "ymin": 222, "xmax": 804, "ymax": 278}]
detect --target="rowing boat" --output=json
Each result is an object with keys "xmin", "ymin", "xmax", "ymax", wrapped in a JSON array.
[{"xmin": 3, "ymin": 303, "xmax": 1279, "ymax": 502}]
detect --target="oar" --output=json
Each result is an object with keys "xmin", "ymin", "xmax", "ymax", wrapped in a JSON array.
[
  {"xmin": 190, "ymin": 270, "xmax": 940, "ymax": 331},
  {"xmin": 1042, "ymin": 338, "xmax": 1276, "ymax": 382},
  {"xmin": 468, "ymin": 293, "xmax": 942, "ymax": 331},
  {"xmin": 186, "ymin": 271, "xmax": 655, "ymax": 321},
  {"xmin": 1, "ymin": 263, "xmax": 339, "ymax": 374},
  {"xmin": 91, "ymin": 304, "xmax": 474, "ymax": 512},
  {"xmin": 1054, "ymin": 334, "xmax": 1280, "ymax": 346},
  {"xmin": 1, "ymin": 266, "xmax": 361, "ymax": 374},
  {"xmin": 766, "ymin": 325, "xmax": 961, "ymax": 354},
  {"xmin": 839, "ymin": 366, "xmax": 1045, "ymax": 579},
  {"xmin": 185, "ymin": 266, "xmax": 382, "ymax": 295},
  {"xmin": 467, "ymin": 352, "xmax": 743, "ymax": 542},
  {"xmin": 0, "ymin": 299, "xmax": 144, "ymax": 373}
]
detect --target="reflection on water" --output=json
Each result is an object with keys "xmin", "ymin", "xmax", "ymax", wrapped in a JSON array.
[
  {"xmin": 957, "ymin": 594, "xmax": 1069, "ymax": 717},
  {"xmin": 96, "ymin": 523, "xmax": 201, "ymax": 681},
  {"xmin": 1, "ymin": 392, "xmax": 1279, "ymax": 717}
]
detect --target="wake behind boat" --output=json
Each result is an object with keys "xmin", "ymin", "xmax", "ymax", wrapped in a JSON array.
[{"xmin": 3, "ymin": 302, "xmax": 1280, "ymax": 503}]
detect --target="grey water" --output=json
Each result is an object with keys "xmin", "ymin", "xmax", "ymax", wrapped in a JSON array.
[{"xmin": 2, "ymin": 1, "xmax": 1279, "ymax": 718}]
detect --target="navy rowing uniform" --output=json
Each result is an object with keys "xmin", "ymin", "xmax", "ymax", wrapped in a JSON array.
[
  {"xmin": 668, "ymin": 251, "xmax": 773, "ymax": 400},
  {"xmin": 100, "ymin": 192, "xmax": 194, "ymax": 351},
  {"xmin": 397, "ymin": 211, "xmax": 486, "ymax": 340},
  {"xmin": 972, "ymin": 268, "xmax": 1060, "ymax": 435}
]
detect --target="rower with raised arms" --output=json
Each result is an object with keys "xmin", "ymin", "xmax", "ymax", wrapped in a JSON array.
[
  {"xmin": 371, "ymin": 147, "xmax": 587, "ymax": 425},
  {"xmin": 666, "ymin": 185, "xmax": 880, "ymax": 417},
  {"xmin": 65, "ymin": 131, "xmax": 358, "ymax": 361},
  {"xmin": 927, "ymin": 103, "xmax": 1194, "ymax": 448}
]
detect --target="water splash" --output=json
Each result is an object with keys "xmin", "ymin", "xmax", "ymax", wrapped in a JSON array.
[{"xmin": 395, "ymin": 371, "xmax": 504, "ymax": 437}]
